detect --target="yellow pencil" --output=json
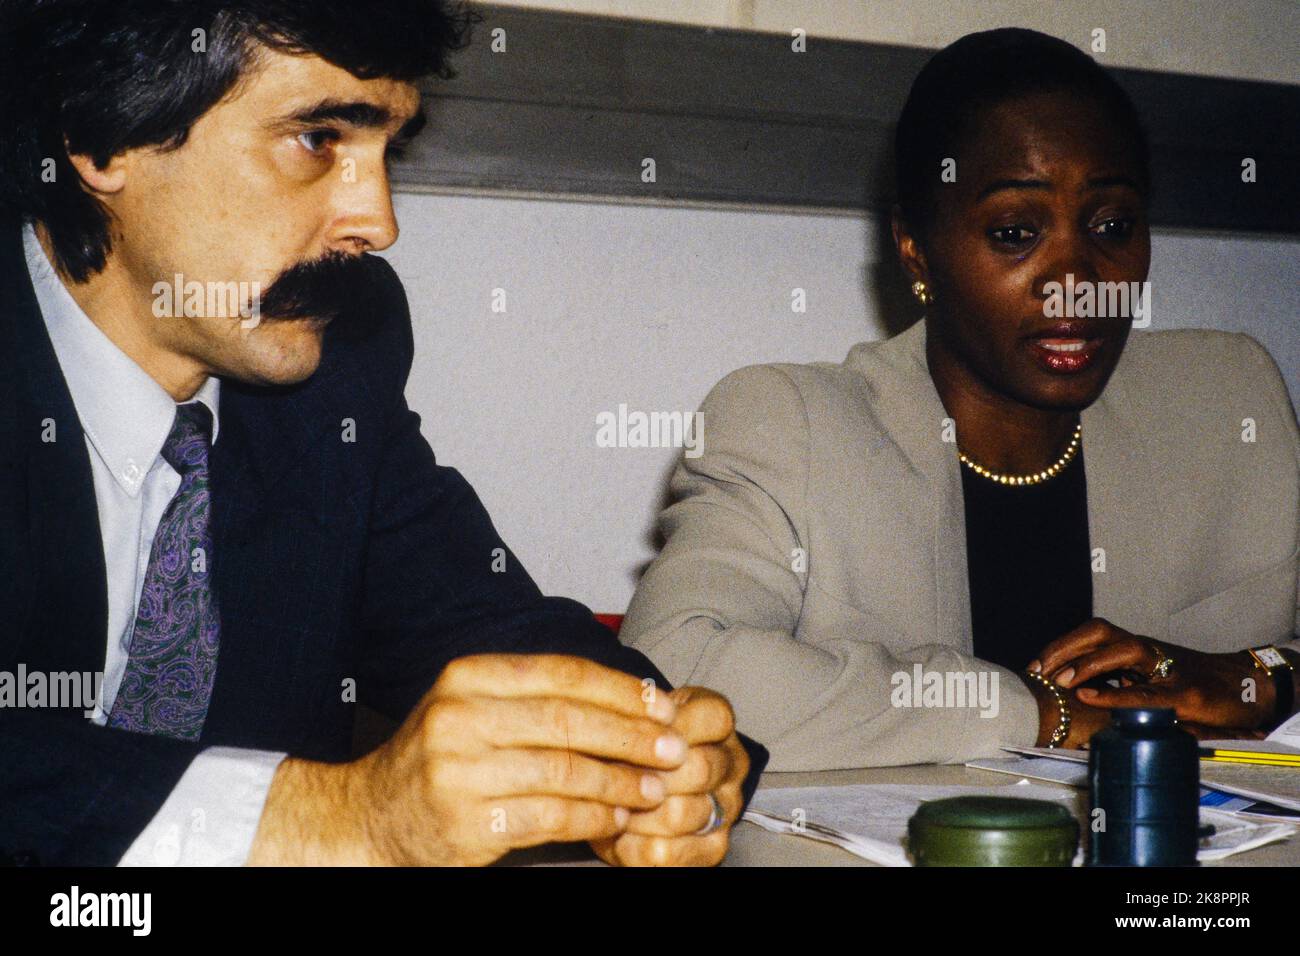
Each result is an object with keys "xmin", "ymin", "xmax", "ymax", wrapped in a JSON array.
[
  {"xmin": 1204, "ymin": 748, "xmax": 1300, "ymax": 761},
  {"xmin": 1199, "ymin": 749, "xmax": 1300, "ymax": 768}
]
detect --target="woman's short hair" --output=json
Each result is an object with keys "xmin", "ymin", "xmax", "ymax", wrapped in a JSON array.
[{"xmin": 894, "ymin": 27, "xmax": 1150, "ymax": 237}]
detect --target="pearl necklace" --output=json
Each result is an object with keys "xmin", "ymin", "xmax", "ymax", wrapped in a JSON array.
[{"xmin": 959, "ymin": 422, "xmax": 1082, "ymax": 487}]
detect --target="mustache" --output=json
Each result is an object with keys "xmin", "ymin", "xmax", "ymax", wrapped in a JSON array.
[{"xmin": 256, "ymin": 251, "xmax": 376, "ymax": 333}]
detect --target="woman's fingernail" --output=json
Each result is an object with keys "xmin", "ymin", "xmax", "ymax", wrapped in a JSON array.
[
  {"xmin": 655, "ymin": 735, "xmax": 686, "ymax": 763},
  {"xmin": 614, "ymin": 807, "xmax": 630, "ymax": 828},
  {"xmin": 1056, "ymin": 667, "xmax": 1075, "ymax": 687},
  {"xmin": 640, "ymin": 774, "xmax": 665, "ymax": 802},
  {"xmin": 1028, "ymin": 660, "xmax": 1041, "ymax": 673},
  {"xmin": 1077, "ymin": 687, "xmax": 1097, "ymax": 699}
]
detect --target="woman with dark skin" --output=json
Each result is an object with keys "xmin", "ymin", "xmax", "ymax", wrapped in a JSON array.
[
  {"xmin": 893, "ymin": 36, "xmax": 1296, "ymax": 747},
  {"xmin": 623, "ymin": 28, "xmax": 1299, "ymax": 767}
]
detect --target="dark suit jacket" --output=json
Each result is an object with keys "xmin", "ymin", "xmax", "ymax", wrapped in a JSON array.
[{"xmin": 0, "ymin": 221, "xmax": 766, "ymax": 865}]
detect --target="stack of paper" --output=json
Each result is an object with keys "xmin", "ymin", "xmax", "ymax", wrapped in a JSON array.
[
  {"xmin": 966, "ymin": 753, "xmax": 1265, "ymax": 813},
  {"xmin": 989, "ymin": 710, "xmax": 1300, "ymax": 814}
]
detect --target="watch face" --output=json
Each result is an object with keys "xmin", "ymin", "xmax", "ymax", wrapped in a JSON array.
[{"xmin": 1254, "ymin": 646, "xmax": 1289, "ymax": 669}]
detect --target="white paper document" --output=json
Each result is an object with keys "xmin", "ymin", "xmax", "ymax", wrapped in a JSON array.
[
  {"xmin": 743, "ymin": 779, "xmax": 1293, "ymax": 866},
  {"xmin": 966, "ymin": 756, "xmax": 1260, "ymax": 813},
  {"xmin": 1262, "ymin": 711, "xmax": 1300, "ymax": 750},
  {"xmin": 1001, "ymin": 736, "xmax": 1300, "ymax": 813},
  {"xmin": 967, "ymin": 754, "xmax": 1089, "ymax": 787}
]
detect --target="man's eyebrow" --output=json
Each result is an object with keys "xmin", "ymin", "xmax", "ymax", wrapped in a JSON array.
[
  {"xmin": 976, "ymin": 178, "xmax": 1051, "ymax": 202},
  {"xmin": 276, "ymin": 99, "xmax": 426, "ymax": 141}
]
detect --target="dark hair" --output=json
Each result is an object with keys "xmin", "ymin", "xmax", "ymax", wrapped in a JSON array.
[
  {"xmin": 0, "ymin": 0, "xmax": 476, "ymax": 281},
  {"xmin": 894, "ymin": 28, "xmax": 1150, "ymax": 237}
]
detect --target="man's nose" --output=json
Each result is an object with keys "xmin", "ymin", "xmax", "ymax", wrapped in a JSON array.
[{"xmin": 328, "ymin": 161, "xmax": 399, "ymax": 253}]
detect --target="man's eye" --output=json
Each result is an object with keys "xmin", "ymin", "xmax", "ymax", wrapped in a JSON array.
[
  {"xmin": 297, "ymin": 130, "xmax": 338, "ymax": 154},
  {"xmin": 1093, "ymin": 218, "xmax": 1134, "ymax": 239},
  {"xmin": 990, "ymin": 225, "xmax": 1036, "ymax": 245}
]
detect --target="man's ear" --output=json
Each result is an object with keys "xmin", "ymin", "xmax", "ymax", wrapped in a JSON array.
[
  {"xmin": 64, "ymin": 145, "xmax": 128, "ymax": 196},
  {"xmin": 890, "ymin": 205, "xmax": 930, "ymax": 288}
]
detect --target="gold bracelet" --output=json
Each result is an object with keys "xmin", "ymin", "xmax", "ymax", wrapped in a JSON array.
[{"xmin": 1026, "ymin": 670, "xmax": 1071, "ymax": 748}]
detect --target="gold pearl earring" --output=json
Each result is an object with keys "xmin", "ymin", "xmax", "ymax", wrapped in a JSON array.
[{"xmin": 911, "ymin": 281, "xmax": 933, "ymax": 307}]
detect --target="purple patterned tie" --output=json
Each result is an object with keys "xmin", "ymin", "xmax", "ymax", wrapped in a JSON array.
[{"xmin": 108, "ymin": 402, "xmax": 221, "ymax": 741}]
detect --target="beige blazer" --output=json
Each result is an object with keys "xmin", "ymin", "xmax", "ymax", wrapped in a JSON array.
[{"xmin": 622, "ymin": 321, "xmax": 1300, "ymax": 770}]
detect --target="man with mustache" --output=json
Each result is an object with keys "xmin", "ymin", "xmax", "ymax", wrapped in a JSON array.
[{"xmin": 0, "ymin": 0, "xmax": 763, "ymax": 867}]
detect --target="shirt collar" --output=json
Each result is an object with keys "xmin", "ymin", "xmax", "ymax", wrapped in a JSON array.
[{"xmin": 22, "ymin": 221, "xmax": 221, "ymax": 498}]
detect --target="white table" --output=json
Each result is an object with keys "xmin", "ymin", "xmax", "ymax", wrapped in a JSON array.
[{"xmin": 721, "ymin": 764, "xmax": 1299, "ymax": 866}]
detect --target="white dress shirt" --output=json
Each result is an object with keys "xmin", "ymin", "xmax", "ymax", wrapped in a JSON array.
[{"xmin": 23, "ymin": 223, "xmax": 287, "ymax": 866}]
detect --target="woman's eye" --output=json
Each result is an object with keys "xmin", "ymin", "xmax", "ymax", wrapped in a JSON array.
[
  {"xmin": 297, "ymin": 130, "xmax": 337, "ymax": 154},
  {"xmin": 990, "ymin": 225, "xmax": 1036, "ymax": 246},
  {"xmin": 1093, "ymin": 217, "xmax": 1135, "ymax": 239}
]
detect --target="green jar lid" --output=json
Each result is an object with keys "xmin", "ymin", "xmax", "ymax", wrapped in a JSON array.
[{"xmin": 907, "ymin": 796, "xmax": 1079, "ymax": 867}]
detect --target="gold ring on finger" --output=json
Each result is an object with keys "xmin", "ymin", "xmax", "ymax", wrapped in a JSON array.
[{"xmin": 1148, "ymin": 643, "xmax": 1175, "ymax": 680}]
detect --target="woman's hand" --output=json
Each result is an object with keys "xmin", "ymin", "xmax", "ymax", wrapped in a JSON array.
[
  {"xmin": 1022, "ymin": 673, "xmax": 1112, "ymax": 748},
  {"xmin": 1029, "ymin": 618, "xmax": 1273, "ymax": 731}
]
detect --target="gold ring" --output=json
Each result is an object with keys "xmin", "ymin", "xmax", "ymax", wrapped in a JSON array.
[{"xmin": 1148, "ymin": 644, "xmax": 1175, "ymax": 680}]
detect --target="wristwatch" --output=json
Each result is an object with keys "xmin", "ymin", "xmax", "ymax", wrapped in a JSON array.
[{"xmin": 1248, "ymin": 645, "xmax": 1295, "ymax": 730}]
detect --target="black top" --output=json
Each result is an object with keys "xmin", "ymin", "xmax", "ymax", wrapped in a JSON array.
[{"xmin": 960, "ymin": 447, "xmax": 1093, "ymax": 672}]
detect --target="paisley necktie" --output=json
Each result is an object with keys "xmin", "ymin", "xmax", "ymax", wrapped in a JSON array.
[{"xmin": 108, "ymin": 402, "xmax": 221, "ymax": 740}]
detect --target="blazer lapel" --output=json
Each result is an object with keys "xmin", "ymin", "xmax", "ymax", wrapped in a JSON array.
[
  {"xmin": 1081, "ymin": 347, "xmax": 1173, "ymax": 640},
  {"xmin": 1, "ymin": 222, "xmax": 108, "ymax": 676},
  {"xmin": 207, "ymin": 329, "xmax": 352, "ymax": 553},
  {"xmin": 202, "ymin": 322, "xmax": 355, "ymax": 741},
  {"xmin": 859, "ymin": 321, "xmax": 974, "ymax": 654}
]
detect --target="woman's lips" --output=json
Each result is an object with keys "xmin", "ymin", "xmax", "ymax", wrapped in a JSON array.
[{"xmin": 1028, "ymin": 337, "xmax": 1105, "ymax": 373}]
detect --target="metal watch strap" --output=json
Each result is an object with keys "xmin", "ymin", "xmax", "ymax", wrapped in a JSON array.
[{"xmin": 1251, "ymin": 646, "xmax": 1295, "ymax": 730}]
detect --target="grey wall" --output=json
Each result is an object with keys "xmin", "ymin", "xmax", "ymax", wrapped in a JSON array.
[
  {"xmin": 381, "ymin": 192, "xmax": 1300, "ymax": 613},
  {"xmin": 492, "ymin": 0, "xmax": 1300, "ymax": 86}
]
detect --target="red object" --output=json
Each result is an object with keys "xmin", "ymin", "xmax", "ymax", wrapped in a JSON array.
[{"xmin": 594, "ymin": 613, "xmax": 624, "ymax": 636}]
